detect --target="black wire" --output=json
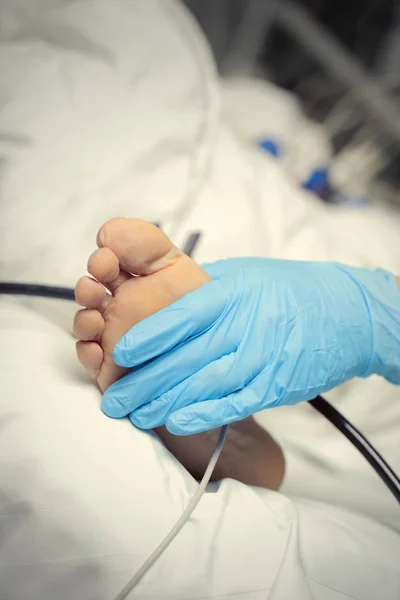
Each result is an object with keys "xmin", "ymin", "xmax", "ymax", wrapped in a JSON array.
[
  {"xmin": 182, "ymin": 232, "xmax": 202, "ymax": 257},
  {"xmin": 310, "ymin": 396, "xmax": 400, "ymax": 504},
  {"xmin": 0, "ymin": 235, "xmax": 202, "ymax": 302},
  {"xmin": 0, "ymin": 281, "xmax": 399, "ymax": 504},
  {"xmin": 0, "ymin": 282, "xmax": 75, "ymax": 301}
]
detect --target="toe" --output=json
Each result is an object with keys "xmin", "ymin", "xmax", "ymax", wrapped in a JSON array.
[
  {"xmin": 76, "ymin": 341, "xmax": 104, "ymax": 379},
  {"xmin": 96, "ymin": 217, "xmax": 183, "ymax": 276},
  {"xmin": 75, "ymin": 276, "xmax": 109, "ymax": 309},
  {"xmin": 73, "ymin": 309, "xmax": 105, "ymax": 341},
  {"xmin": 88, "ymin": 247, "xmax": 131, "ymax": 294}
]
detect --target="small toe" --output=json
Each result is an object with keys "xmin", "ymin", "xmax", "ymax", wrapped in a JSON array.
[
  {"xmin": 87, "ymin": 247, "xmax": 131, "ymax": 293},
  {"xmin": 73, "ymin": 309, "xmax": 105, "ymax": 341},
  {"xmin": 76, "ymin": 340, "xmax": 104, "ymax": 378},
  {"xmin": 75, "ymin": 276, "xmax": 108, "ymax": 309}
]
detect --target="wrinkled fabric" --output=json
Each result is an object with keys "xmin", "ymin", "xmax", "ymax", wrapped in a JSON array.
[
  {"xmin": 2, "ymin": 295, "xmax": 400, "ymax": 600},
  {"xmin": 2, "ymin": 0, "xmax": 400, "ymax": 597}
]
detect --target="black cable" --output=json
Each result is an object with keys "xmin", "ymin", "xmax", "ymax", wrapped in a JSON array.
[
  {"xmin": 0, "ymin": 281, "xmax": 399, "ymax": 504},
  {"xmin": 182, "ymin": 232, "xmax": 202, "ymax": 257},
  {"xmin": 0, "ymin": 282, "xmax": 75, "ymax": 301},
  {"xmin": 310, "ymin": 395, "xmax": 400, "ymax": 504}
]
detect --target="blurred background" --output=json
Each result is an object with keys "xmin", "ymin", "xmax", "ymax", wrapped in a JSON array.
[{"xmin": 184, "ymin": 0, "xmax": 400, "ymax": 209}]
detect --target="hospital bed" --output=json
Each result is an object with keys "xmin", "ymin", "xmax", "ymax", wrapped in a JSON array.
[{"xmin": 1, "ymin": 1, "xmax": 400, "ymax": 599}]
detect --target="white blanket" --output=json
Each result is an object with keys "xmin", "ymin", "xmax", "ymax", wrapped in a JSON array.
[{"xmin": 1, "ymin": 1, "xmax": 399, "ymax": 599}]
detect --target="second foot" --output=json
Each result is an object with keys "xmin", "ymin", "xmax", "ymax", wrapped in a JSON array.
[{"xmin": 155, "ymin": 417, "xmax": 284, "ymax": 490}]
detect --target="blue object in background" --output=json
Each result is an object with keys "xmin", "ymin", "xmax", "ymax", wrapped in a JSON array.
[
  {"xmin": 258, "ymin": 137, "xmax": 280, "ymax": 157},
  {"xmin": 304, "ymin": 167, "xmax": 370, "ymax": 205},
  {"xmin": 303, "ymin": 166, "xmax": 332, "ymax": 200}
]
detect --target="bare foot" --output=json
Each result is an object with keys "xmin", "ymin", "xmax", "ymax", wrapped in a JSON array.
[{"xmin": 74, "ymin": 218, "xmax": 284, "ymax": 488}]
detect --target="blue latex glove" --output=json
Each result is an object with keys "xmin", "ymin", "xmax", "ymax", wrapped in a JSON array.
[{"xmin": 102, "ymin": 258, "xmax": 400, "ymax": 435}]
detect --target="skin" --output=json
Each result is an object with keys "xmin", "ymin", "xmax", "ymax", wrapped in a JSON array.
[{"xmin": 74, "ymin": 218, "xmax": 285, "ymax": 490}]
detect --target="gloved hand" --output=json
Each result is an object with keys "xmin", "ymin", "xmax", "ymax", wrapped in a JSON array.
[{"xmin": 102, "ymin": 257, "xmax": 400, "ymax": 435}]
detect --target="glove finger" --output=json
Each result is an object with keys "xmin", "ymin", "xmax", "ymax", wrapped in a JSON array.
[
  {"xmin": 130, "ymin": 352, "xmax": 245, "ymax": 429},
  {"xmin": 113, "ymin": 280, "xmax": 226, "ymax": 368},
  {"xmin": 102, "ymin": 331, "xmax": 237, "ymax": 418},
  {"xmin": 165, "ymin": 385, "xmax": 261, "ymax": 435}
]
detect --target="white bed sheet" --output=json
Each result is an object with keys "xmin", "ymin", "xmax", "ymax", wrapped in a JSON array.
[{"xmin": 2, "ymin": 295, "xmax": 400, "ymax": 600}]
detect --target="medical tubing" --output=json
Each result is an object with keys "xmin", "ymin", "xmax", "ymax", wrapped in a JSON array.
[
  {"xmin": 0, "ymin": 231, "xmax": 203, "ymax": 302},
  {"xmin": 0, "ymin": 282, "xmax": 75, "ymax": 300},
  {"xmin": 112, "ymin": 424, "xmax": 229, "ymax": 600},
  {"xmin": 310, "ymin": 396, "xmax": 400, "ymax": 503},
  {"xmin": 182, "ymin": 231, "xmax": 202, "ymax": 258}
]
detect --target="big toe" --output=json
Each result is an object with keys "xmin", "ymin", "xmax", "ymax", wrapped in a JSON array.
[{"xmin": 96, "ymin": 217, "xmax": 183, "ymax": 276}]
